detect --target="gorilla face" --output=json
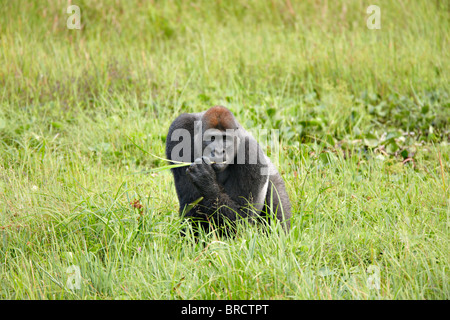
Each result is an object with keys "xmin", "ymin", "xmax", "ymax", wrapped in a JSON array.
[{"xmin": 202, "ymin": 128, "xmax": 239, "ymax": 171}]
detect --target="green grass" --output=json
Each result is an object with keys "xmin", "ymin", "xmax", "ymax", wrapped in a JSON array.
[{"xmin": 0, "ymin": 0, "xmax": 449, "ymax": 299}]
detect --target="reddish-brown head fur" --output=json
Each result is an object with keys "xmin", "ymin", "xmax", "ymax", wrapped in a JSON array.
[{"xmin": 202, "ymin": 106, "xmax": 238, "ymax": 131}]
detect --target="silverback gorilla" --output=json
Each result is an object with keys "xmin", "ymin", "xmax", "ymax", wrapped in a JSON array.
[{"xmin": 166, "ymin": 106, "xmax": 291, "ymax": 236}]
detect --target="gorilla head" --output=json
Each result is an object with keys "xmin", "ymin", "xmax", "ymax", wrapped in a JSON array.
[{"xmin": 201, "ymin": 106, "xmax": 240, "ymax": 172}]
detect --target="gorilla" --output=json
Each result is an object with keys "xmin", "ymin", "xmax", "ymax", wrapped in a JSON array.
[{"xmin": 166, "ymin": 106, "xmax": 291, "ymax": 236}]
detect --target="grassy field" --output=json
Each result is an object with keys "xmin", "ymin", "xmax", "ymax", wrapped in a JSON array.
[{"xmin": 0, "ymin": 0, "xmax": 449, "ymax": 299}]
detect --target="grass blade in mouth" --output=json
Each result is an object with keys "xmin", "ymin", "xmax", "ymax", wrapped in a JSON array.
[
  {"xmin": 126, "ymin": 134, "xmax": 192, "ymax": 174},
  {"xmin": 126, "ymin": 134, "xmax": 227, "ymax": 174},
  {"xmin": 125, "ymin": 134, "xmax": 190, "ymax": 165},
  {"xmin": 130, "ymin": 163, "xmax": 191, "ymax": 175}
]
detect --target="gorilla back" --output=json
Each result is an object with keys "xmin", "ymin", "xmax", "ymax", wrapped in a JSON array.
[{"xmin": 166, "ymin": 106, "xmax": 291, "ymax": 235}]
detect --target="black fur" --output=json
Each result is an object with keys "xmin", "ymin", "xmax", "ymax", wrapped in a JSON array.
[{"xmin": 166, "ymin": 108, "xmax": 291, "ymax": 235}]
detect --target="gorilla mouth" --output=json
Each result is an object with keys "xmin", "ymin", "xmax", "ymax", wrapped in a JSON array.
[{"xmin": 211, "ymin": 160, "xmax": 227, "ymax": 170}]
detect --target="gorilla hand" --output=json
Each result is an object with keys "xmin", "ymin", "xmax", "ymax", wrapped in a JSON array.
[{"xmin": 186, "ymin": 156, "xmax": 220, "ymax": 198}]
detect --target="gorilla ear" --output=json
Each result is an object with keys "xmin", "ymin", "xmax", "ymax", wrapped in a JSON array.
[{"xmin": 193, "ymin": 120, "xmax": 203, "ymax": 160}]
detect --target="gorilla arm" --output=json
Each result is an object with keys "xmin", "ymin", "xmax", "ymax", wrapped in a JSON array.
[{"xmin": 184, "ymin": 155, "xmax": 269, "ymax": 225}]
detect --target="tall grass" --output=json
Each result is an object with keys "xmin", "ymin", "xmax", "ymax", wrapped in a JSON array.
[{"xmin": 0, "ymin": 0, "xmax": 448, "ymax": 299}]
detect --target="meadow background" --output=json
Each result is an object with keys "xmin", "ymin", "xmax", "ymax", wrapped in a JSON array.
[{"xmin": 0, "ymin": 0, "xmax": 448, "ymax": 299}]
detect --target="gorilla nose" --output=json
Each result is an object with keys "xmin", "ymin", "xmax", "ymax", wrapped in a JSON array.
[{"xmin": 212, "ymin": 149, "xmax": 225, "ymax": 160}]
